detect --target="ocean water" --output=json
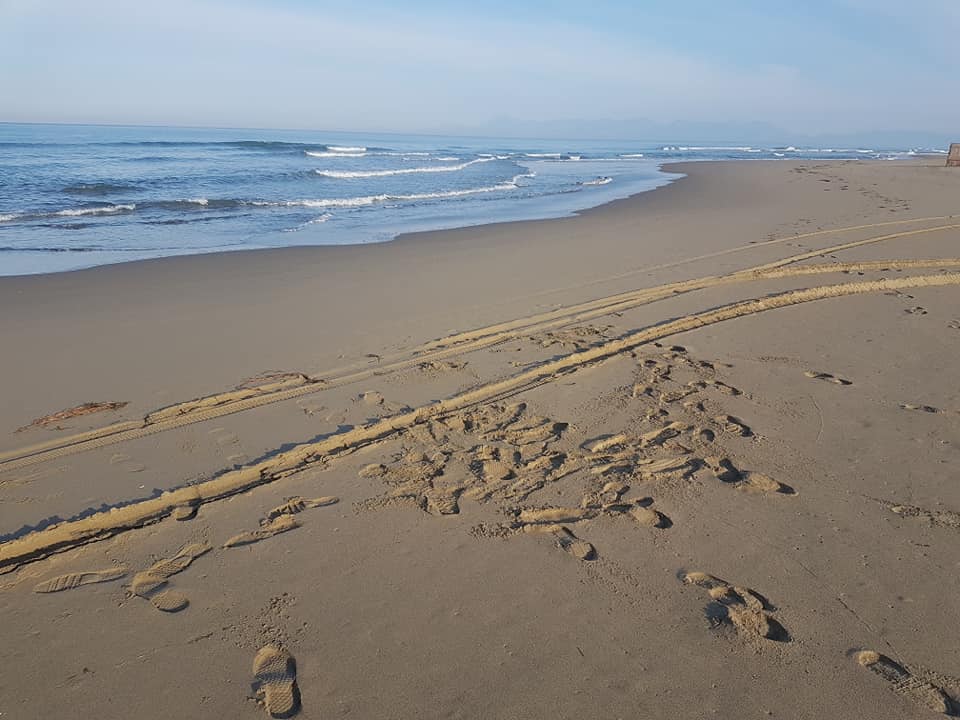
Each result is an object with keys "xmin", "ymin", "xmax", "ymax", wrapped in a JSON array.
[{"xmin": 0, "ymin": 123, "xmax": 934, "ymax": 276}]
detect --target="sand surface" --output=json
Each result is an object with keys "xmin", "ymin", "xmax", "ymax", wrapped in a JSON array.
[{"xmin": 2, "ymin": 158, "xmax": 960, "ymax": 718}]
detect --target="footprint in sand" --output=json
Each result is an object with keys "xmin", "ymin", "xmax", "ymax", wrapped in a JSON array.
[
  {"xmin": 804, "ymin": 370, "xmax": 852, "ymax": 386},
  {"xmin": 696, "ymin": 427, "xmax": 716, "ymax": 443},
  {"xmin": 517, "ymin": 507, "xmax": 593, "ymax": 525},
  {"xmin": 224, "ymin": 515, "xmax": 300, "ymax": 548},
  {"xmin": 423, "ymin": 485, "xmax": 463, "ymax": 516},
  {"xmin": 34, "ymin": 566, "xmax": 127, "ymax": 593},
  {"xmin": 880, "ymin": 500, "xmax": 960, "ymax": 531},
  {"xmin": 628, "ymin": 501, "xmax": 671, "ymax": 529},
  {"xmin": 856, "ymin": 650, "xmax": 956, "ymax": 714},
  {"xmin": 712, "ymin": 415, "xmax": 752, "ymax": 437},
  {"xmin": 905, "ymin": 306, "xmax": 928, "ymax": 315},
  {"xmin": 209, "ymin": 427, "xmax": 240, "ymax": 447},
  {"xmin": 295, "ymin": 398, "xmax": 325, "ymax": 417},
  {"xmin": 358, "ymin": 390, "xmax": 408, "ymax": 415},
  {"xmin": 639, "ymin": 421, "xmax": 688, "ymax": 448},
  {"xmin": 417, "ymin": 359, "xmax": 467, "ymax": 373},
  {"xmin": 707, "ymin": 379, "xmax": 742, "ymax": 396},
  {"xmin": 550, "ymin": 526, "xmax": 596, "ymax": 560},
  {"xmin": 266, "ymin": 496, "xmax": 339, "ymax": 521},
  {"xmin": 109, "ymin": 453, "xmax": 145, "ymax": 473},
  {"xmin": 523, "ymin": 524, "xmax": 596, "ymax": 561},
  {"xmin": 635, "ymin": 456, "xmax": 694, "ymax": 482},
  {"xmin": 899, "ymin": 403, "xmax": 941, "ymax": 414},
  {"xmin": 252, "ymin": 645, "xmax": 300, "ymax": 718},
  {"xmin": 683, "ymin": 571, "xmax": 789, "ymax": 642},
  {"xmin": 704, "ymin": 457, "xmax": 795, "ymax": 495},
  {"xmin": 580, "ymin": 480, "xmax": 630, "ymax": 510},
  {"xmin": 949, "ymin": 320, "xmax": 960, "ymax": 331},
  {"xmin": 131, "ymin": 542, "xmax": 211, "ymax": 612}
]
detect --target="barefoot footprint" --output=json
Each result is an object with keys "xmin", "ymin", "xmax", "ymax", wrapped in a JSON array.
[{"xmin": 252, "ymin": 645, "xmax": 300, "ymax": 718}]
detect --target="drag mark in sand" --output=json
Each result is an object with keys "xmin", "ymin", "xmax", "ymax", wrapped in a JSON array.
[
  {"xmin": 878, "ymin": 499, "xmax": 960, "ymax": 531},
  {"xmin": 5, "ymin": 272, "xmax": 960, "ymax": 568},
  {"xmin": 15, "ymin": 401, "xmax": 129, "ymax": 433}
]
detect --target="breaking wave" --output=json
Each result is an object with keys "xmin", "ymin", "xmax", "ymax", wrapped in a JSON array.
[
  {"xmin": 314, "ymin": 157, "xmax": 496, "ymax": 179},
  {"xmin": 262, "ymin": 174, "xmax": 529, "ymax": 209},
  {"xmin": 580, "ymin": 176, "xmax": 612, "ymax": 186}
]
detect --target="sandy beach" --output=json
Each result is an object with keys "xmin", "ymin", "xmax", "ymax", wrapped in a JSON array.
[{"xmin": 2, "ymin": 157, "xmax": 959, "ymax": 719}]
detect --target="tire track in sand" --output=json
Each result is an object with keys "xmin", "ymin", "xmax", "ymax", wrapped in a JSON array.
[
  {"xmin": 3, "ymin": 271, "xmax": 960, "ymax": 570},
  {"xmin": 3, "ymin": 219, "xmax": 960, "ymax": 474}
]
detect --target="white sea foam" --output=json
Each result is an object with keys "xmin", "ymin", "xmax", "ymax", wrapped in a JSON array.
[
  {"xmin": 327, "ymin": 145, "xmax": 366, "ymax": 153},
  {"xmin": 678, "ymin": 146, "xmax": 754, "ymax": 152},
  {"xmin": 54, "ymin": 204, "xmax": 136, "ymax": 217},
  {"xmin": 0, "ymin": 213, "xmax": 20, "ymax": 223},
  {"xmin": 282, "ymin": 212, "xmax": 333, "ymax": 232},
  {"xmin": 305, "ymin": 150, "xmax": 366, "ymax": 158},
  {"xmin": 314, "ymin": 157, "xmax": 496, "ymax": 179},
  {"xmin": 525, "ymin": 153, "xmax": 561, "ymax": 158},
  {"xmin": 185, "ymin": 198, "xmax": 209, "ymax": 206},
  {"xmin": 621, "ymin": 153, "xmax": 645, "ymax": 158},
  {"xmin": 581, "ymin": 176, "xmax": 612, "ymax": 186},
  {"xmin": 267, "ymin": 175, "xmax": 524, "ymax": 210}
]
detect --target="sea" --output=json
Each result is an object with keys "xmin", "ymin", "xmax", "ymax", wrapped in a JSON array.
[{"xmin": 0, "ymin": 123, "xmax": 938, "ymax": 276}]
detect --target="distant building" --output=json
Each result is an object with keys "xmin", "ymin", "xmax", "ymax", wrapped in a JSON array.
[{"xmin": 948, "ymin": 144, "xmax": 960, "ymax": 167}]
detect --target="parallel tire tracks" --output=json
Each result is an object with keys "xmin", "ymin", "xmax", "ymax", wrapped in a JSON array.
[{"xmin": 3, "ymin": 271, "xmax": 960, "ymax": 570}]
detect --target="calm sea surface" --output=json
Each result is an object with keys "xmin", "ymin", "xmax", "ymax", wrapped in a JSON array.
[{"xmin": 0, "ymin": 123, "xmax": 930, "ymax": 275}]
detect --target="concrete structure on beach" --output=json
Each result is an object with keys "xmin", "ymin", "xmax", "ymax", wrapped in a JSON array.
[{"xmin": 948, "ymin": 143, "xmax": 960, "ymax": 166}]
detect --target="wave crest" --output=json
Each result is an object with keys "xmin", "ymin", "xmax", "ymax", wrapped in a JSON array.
[
  {"xmin": 314, "ymin": 157, "xmax": 496, "ymax": 179},
  {"xmin": 260, "ymin": 174, "xmax": 526, "ymax": 209}
]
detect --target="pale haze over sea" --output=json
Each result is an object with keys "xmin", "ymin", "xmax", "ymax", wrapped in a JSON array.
[{"xmin": 1, "ymin": 0, "xmax": 957, "ymax": 275}]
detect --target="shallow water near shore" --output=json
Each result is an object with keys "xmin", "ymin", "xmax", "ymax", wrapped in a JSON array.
[{"xmin": 0, "ymin": 123, "xmax": 930, "ymax": 275}]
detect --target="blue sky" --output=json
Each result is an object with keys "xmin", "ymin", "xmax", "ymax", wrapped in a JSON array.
[{"xmin": 1, "ymin": 0, "xmax": 957, "ymax": 142}]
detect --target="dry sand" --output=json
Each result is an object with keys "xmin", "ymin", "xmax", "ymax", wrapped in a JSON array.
[{"xmin": 1, "ymin": 158, "xmax": 960, "ymax": 718}]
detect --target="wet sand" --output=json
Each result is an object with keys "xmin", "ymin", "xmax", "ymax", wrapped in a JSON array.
[{"xmin": 2, "ymin": 158, "xmax": 960, "ymax": 719}]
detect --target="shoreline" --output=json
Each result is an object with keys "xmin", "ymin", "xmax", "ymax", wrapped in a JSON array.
[
  {"xmin": 0, "ymin": 161, "xmax": 689, "ymax": 282},
  {"xmin": 0, "ymin": 156, "xmax": 945, "ymax": 282}
]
